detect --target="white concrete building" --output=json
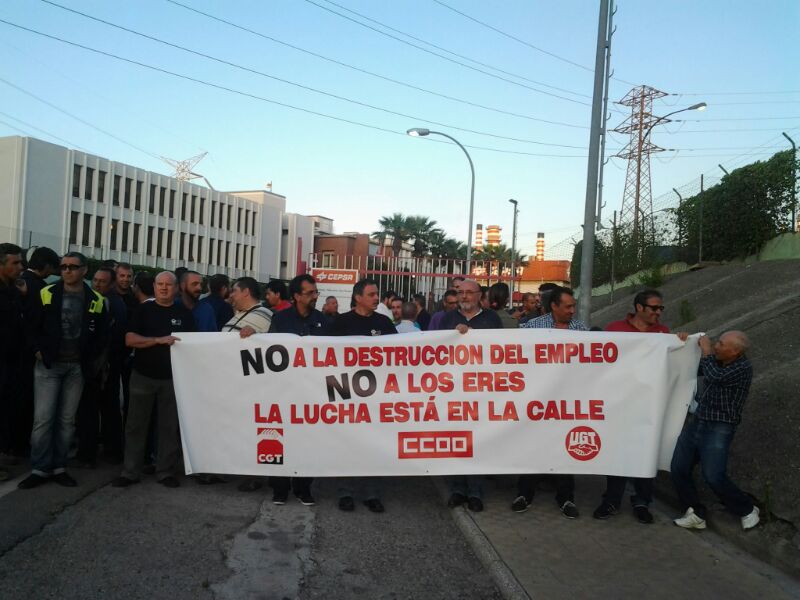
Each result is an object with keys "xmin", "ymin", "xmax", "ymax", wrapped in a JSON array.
[{"xmin": 0, "ymin": 136, "xmax": 316, "ymax": 282}]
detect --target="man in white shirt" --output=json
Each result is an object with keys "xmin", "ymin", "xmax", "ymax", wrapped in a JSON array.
[
  {"xmin": 375, "ymin": 289, "xmax": 396, "ymax": 320},
  {"xmin": 395, "ymin": 302, "xmax": 421, "ymax": 334}
]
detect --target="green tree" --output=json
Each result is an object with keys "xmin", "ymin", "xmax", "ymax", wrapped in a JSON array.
[{"xmin": 373, "ymin": 213, "xmax": 412, "ymax": 256}]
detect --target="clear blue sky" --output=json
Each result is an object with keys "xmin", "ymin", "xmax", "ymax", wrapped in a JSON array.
[{"xmin": 1, "ymin": 0, "xmax": 797, "ymax": 259}]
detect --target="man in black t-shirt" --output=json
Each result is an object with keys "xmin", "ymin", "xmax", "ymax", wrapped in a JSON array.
[
  {"xmin": 331, "ymin": 278, "xmax": 396, "ymax": 513},
  {"xmin": 113, "ymin": 271, "xmax": 195, "ymax": 489}
]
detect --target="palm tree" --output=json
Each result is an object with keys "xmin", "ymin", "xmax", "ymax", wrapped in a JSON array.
[
  {"xmin": 473, "ymin": 243, "xmax": 527, "ymax": 263},
  {"xmin": 373, "ymin": 213, "xmax": 412, "ymax": 256},
  {"xmin": 406, "ymin": 216, "xmax": 441, "ymax": 257}
]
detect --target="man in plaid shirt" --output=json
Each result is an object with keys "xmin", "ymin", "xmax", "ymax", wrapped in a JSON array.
[{"xmin": 670, "ymin": 331, "xmax": 760, "ymax": 531}]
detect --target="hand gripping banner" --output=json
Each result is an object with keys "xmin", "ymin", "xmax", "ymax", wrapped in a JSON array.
[{"xmin": 171, "ymin": 329, "xmax": 700, "ymax": 478}]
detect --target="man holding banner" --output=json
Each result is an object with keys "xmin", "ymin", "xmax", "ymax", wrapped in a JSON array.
[{"xmin": 331, "ymin": 278, "xmax": 396, "ymax": 513}]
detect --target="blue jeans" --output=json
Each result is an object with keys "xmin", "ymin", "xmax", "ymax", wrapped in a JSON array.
[
  {"xmin": 31, "ymin": 360, "xmax": 84, "ymax": 476},
  {"xmin": 670, "ymin": 417, "xmax": 753, "ymax": 519}
]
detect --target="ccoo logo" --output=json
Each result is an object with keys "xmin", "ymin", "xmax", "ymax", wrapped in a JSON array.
[
  {"xmin": 565, "ymin": 426, "xmax": 601, "ymax": 461},
  {"xmin": 257, "ymin": 427, "xmax": 284, "ymax": 464}
]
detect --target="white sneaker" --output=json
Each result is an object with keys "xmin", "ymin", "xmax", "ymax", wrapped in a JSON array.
[
  {"xmin": 741, "ymin": 506, "xmax": 760, "ymax": 530},
  {"xmin": 674, "ymin": 507, "xmax": 707, "ymax": 529}
]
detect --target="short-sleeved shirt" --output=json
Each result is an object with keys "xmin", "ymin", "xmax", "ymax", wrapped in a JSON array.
[
  {"xmin": 606, "ymin": 314, "xmax": 670, "ymax": 333},
  {"xmin": 222, "ymin": 305, "xmax": 273, "ymax": 334},
  {"xmin": 58, "ymin": 289, "xmax": 85, "ymax": 362},
  {"xmin": 128, "ymin": 301, "xmax": 195, "ymax": 379},
  {"xmin": 522, "ymin": 313, "xmax": 588, "ymax": 331},
  {"xmin": 437, "ymin": 308, "xmax": 503, "ymax": 330},
  {"xmin": 331, "ymin": 310, "xmax": 397, "ymax": 337}
]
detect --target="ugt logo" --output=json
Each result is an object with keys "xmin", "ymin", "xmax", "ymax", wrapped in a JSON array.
[
  {"xmin": 257, "ymin": 428, "xmax": 284, "ymax": 464},
  {"xmin": 565, "ymin": 426, "xmax": 601, "ymax": 461}
]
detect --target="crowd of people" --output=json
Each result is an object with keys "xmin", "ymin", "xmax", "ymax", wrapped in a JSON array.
[{"xmin": 0, "ymin": 243, "xmax": 758, "ymax": 531}]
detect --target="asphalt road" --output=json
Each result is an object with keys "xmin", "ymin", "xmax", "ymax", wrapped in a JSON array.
[{"xmin": 0, "ymin": 465, "xmax": 501, "ymax": 600}]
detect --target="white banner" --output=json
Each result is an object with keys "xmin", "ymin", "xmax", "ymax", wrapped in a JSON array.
[{"xmin": 171, "ymin": 330, "xmax": 700, "ymax": 478}]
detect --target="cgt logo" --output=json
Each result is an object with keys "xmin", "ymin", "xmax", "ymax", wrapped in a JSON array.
[
  {"xmin": 565, "ymin": 426, "xmax": 601, "ymax": 461},
  {"xmin": 398, "ymin": 431, "xmax": 473, "ymax": 459},
  {"xmin": 257, "ymin": 428, "xmax": 284, "ymax": 464}
]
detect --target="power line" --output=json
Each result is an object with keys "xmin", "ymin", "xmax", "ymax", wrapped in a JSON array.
[
  {"xmin": 36, "ymin": 0, "xmax": 589, "ymax": 149},
  {"xmin": 674, "ymin": 90, "xmax": 800, "ymax": 96},
  {"xmin": 676, "ymin": 116, "xmax": 800, "ymax": 122},
  {"xmin": 164, "ymin": 0, "xmax": 589, "ymax": 130},
  {"xmin": 0, "ymin": 109, "xmax": 90, "ymax": 151},
  {"xmin": 0, "ymin": 76, "xmax": 159, "ymax": 160},
  {"xmin": 430, "ymin": 0, "xmax": 638, "ymax": 87},
  {"xmin": 300, "ymin": 0, "xmax": 593, "ymax": 105}
]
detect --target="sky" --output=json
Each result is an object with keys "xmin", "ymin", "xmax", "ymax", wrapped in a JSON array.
[{"xmin": 0, "ymin": 0, "xmax": 798, "ymax": 259}]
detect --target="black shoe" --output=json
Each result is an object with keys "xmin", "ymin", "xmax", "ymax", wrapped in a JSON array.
[
  {"xmin": 237, "ymin": 478, "xmax": 263, "ymax": 492},
  {"xmin": 511, "ymin": 495, "xmax": 531, "ymax": 513},
  {"xmin": 338, "ymin": 496, "xmax": 355, "ymax": 512},
  {"xmin": 296, "ymin": 492, "xmax": 316, "ymax": 506},
  {"xmin": 196, "ymin": 474, "xmax": 225, "ymax": 485},
  {"xmin": 112, "ymin": 476, "xmax": 139, "ymax": 488},
  {"xmin": 272, "ymin": 491, "xmax": 289, "ymax": 505},
  {"xmin": 158, "ymin": 476, "xmax": 180, "ymax": 488},
  {"xmin": 447, "ymin": 492, "xmax": 466, "ymax": 508},
  {"xmin": 17, "ymin": 474, "xmax": 49, "ymax": 489},
  {"xmin": 141, "ymin": 464, "xmax": 156, "ymax": 475},
  {"xmin": 467, "ymin": 497, "xmax": 484, "ymax": 512},
  {"xmin": 634, "ymin": 505, "xmax": 654, "ymax": 524},
  {"xmin": 364, "ymin": 498, "xmax": 385, "ymax": 513},
  {"xmin": 560, "ymin": 501, "xmax": 579, "ymax": 519},
  {"xmin": 593, "ymin": 502, "xmax": 618, "ymax": 520},
  {"xmin": 52, "ymin": 472, "xmax": 78, "ymax": 487}
]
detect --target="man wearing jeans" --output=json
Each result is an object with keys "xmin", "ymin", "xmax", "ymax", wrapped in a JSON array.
[
  {"xmin": 671, "ymin": 331, "xmax": 760, "ymax": 531},
  {"xmin": 18, "ymin": 252, "xmax": 108, "ymax": 489},
  {"xmin": 113, "ymin": 271, "xmax": 195, "ymax": 489}
]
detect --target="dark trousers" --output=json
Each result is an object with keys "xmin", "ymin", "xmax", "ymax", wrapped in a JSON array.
[
  {"xmin": 603, "ymin": 476, "xmax": 653, "ymax": 508},
  {"xmin": 0, "ymin": 360, "xmax": 13, "ymax": 454},
  {"xmin": 270, "ymin": 476, "xmax": 313, "ymax": 496},
  {"xmin": 121, "ymin": 371, "xmax": 179, "ymax": 482},
  {"xmin": 517, "ymin": 474, "xmax": 575, "ymax": 506},
  {"xmin": 9, "ymin": 352, "xmax": 35, "ymax": 455},
  {"xmin": 670, "ymin": 417, "xmax": 753, "ymax": 519},
  {"xmin": 76, "ymin": 363, "xmax": 123, "ymax": 462}
]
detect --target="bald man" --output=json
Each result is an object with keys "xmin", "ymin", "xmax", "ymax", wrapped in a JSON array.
[
  {"xmin": 113, "ymin": 271, "xmax": 196, "ymax": 489},
  {"xmin": 671, "ymin": 331, "xmax": 760, "ymax": 531}
]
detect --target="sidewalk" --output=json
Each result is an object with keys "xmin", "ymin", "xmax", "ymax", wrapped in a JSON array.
[{"xmin": 444, "ymin": 475, "xmax": 800, "ymax": 600}]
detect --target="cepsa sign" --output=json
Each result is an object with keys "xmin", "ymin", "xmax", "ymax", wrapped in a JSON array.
[
  {"xmin": 398, "ymin": 431, "xmax": 473, "ymax": 459},
  {"xmin": 310, "ymin": 268, "xmax": 359, "ymax": 285}
]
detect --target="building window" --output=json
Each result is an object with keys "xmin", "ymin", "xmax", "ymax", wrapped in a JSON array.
[
  {"xmin": 199, "ymin": 197, "xmax": 205, "ymax": 225},
  {"xmin": 135, "ymin": 181, "xmax": 142, "ymax": 211},
  {"xmin": 235, "ymin": 243, "xmax": 240, "ymax": 268},
  {"xmin": 110, "ymin": 219, "xmax": 119, "ymax": 250},
  {"xmin": 133, "ymin": 224, "xmax": 141, "ymax": 253},
  {"xmin": 97, "ymin": 170, "xmax": 106, "ymax": 203},
  {"xmin": 181, "ymin": 193, "xmax": 187, "ymax": 220},
  {"xmin": 82, "ymin": 214, "xmax": 91, "ymax": 246},
  {"xmin": 113, "ymin": 175, "xmax": 121, "ymax": 206},
  {"xmin": 167, "ymin": 230, "xmax": 173, "ymax": 258},
  {"xmin": 94, "ymin": 216, "xmax": 104, "ymax": 247},
  {"xmin": 321, "ymin": 252, "xmax": 335, "ymax": 268},
  {"xmin": 244, "ymin": 210, "xmax": 249, "ymax": 235},
  {"xmin": 123, "ymin": 177, "xmax": 132, "ymax": 209},
  {"xmin": 189, "ymin": 234, "xmax": 195, "ymax": 261},
  {"xmin": 157, "ymin": 227, "xmax": 164, "ymax": 257},
  {"xmin": 180, "ymin": 232, "xmax": 186, "ymax": 260},
  {"xmin": 85, "ymin": 167, "xmax": 94, "ymax": 201},
  {"xmin": 249, "ymin": 246, "xmax": 255, "ymax": 270},
  {"xmin": 169, "ymin": 190, "xmax": 175, "ymax": 218},
  {"xmin": 69, "ymin": 211, "xmax": 79, "ymax": 244},
  {"xmin": 209, "ymin": 238, "xmax": 215, "ymax": 264},
  {"xmin": 251, "ymin": 212, "xmax": 256, "ymax": 236},
  {"xmin": 218, "ymin": 204, "xmax": 224, "ymax": 228},
  {"xmin": 147, "ymin": 226, "xmax": 155, "ymax": 255},
  {"xmin": 217, "ymin": 240, "xmax": 223, "ymax": 266},
  {"xmin": 121, "ymin": 222, "xmax": 129, "ymax": 250},
  {"xmin": 159, "ymin": 187, "xmax": 166, "ymax": 216},
  {"xmin": 190, "ymin": 195, "xmax": 197, "ymax": 223},
  {"xmin": 197, "ymin": 236, "xmax": 204, "ymax": 261},
  {"xmin": 72, "ymin": 164, "xmax": 82, "ymax": 198},
  {"xmin": 210, "ymin": 201, "xmax": 216, "ymax": 227},
  {"xmin": 225, "ymin": 241, "xmax": 230, "ymax": 266},
  {"xmin": 149, "ymin": 184, "xmax": 156, "ymax": 214},
  {"xmin": 237, "ymin": 207, "xmax": 242, "ymax": 233}
]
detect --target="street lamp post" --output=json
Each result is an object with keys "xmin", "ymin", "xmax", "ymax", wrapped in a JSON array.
[
  {"xmin": 407, "ymin": 128, "xmax": 475, "ymax": 272},
  {"xmin": 508, "ymin": 199, "xmax": 518, "ymax": 298},
  {"xmin": 783, "ymin": 132, "xmax": 797, "ymax": 231},
  {"xmin": 642, "ymin": 102, "xmax": 707, "ymax": 144}
]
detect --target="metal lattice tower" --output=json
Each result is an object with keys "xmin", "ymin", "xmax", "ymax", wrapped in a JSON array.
[
  {"xmin": 160, "ymin": 151, "xmax": 208, "ymax": 182},
  {"xmin": 614, "ymin": 85, "xmax": 668, "ymax": 246}
]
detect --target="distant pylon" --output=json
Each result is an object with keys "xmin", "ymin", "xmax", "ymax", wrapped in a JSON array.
[
  {"xmin": 160, "ymin": 151, "xmax": 209, "ymax": 182},
  {"xmin": 614, "ymin": 85, "xmax": 668, "ymax": 248}
]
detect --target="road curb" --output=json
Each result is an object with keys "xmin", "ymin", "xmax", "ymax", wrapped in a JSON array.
[{"xmin": 433, "ymin": 478, "xmax": 531, "ymax": 600}]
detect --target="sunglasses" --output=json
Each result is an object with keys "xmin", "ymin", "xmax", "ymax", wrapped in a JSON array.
[
  {"xmin": 60, "ymin": 264, "xmax": 84, "ymax": 272},
  {"xmin": 644, "ymin": 304, "xmax": 665, "ymax": 311}
]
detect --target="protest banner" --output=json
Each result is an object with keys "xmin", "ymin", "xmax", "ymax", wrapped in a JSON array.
[{"xmin": 171, "ymin": 329, "xmax": 699, "ymax": 478}]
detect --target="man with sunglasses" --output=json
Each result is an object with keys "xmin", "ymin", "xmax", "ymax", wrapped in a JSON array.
[
  {"xmin": 593, "ymin": 289, "xmax": 688, "ymax": 524},
  {"xmin": 18, "ymin": 252, "xmax": 108, "ymax": 489}
]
